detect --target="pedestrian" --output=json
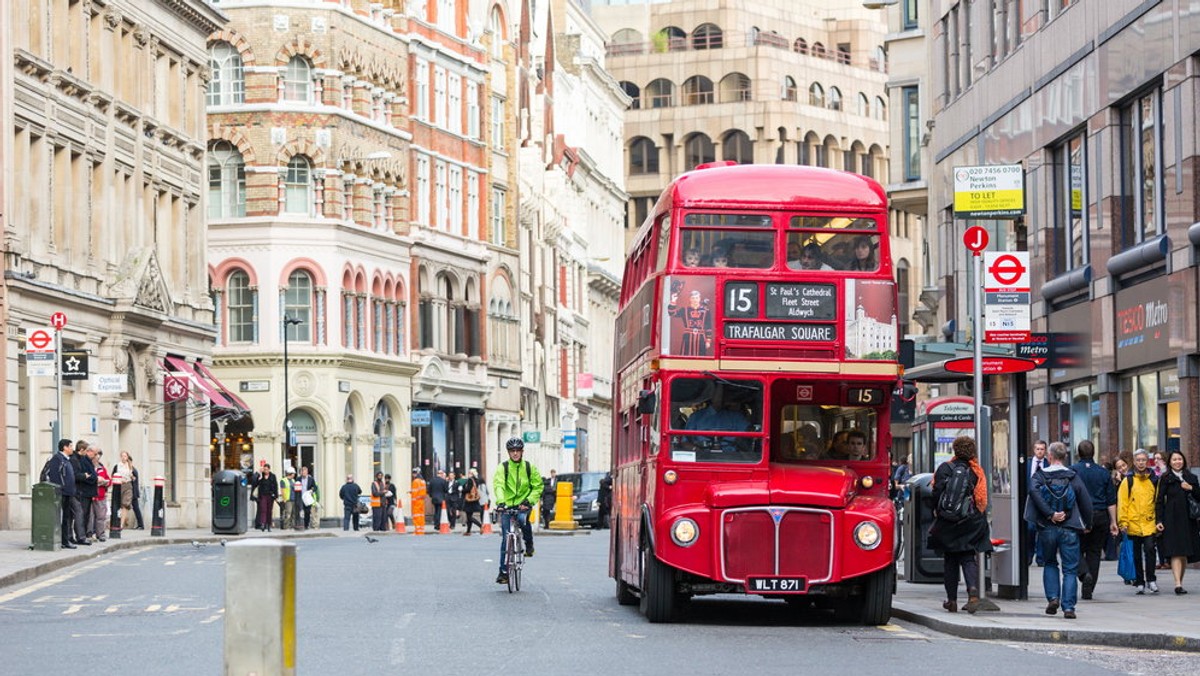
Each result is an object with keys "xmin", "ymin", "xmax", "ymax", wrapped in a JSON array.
[
  {"xmin": 384, "ymin": 474, "xmax": 398, "ymax": 530},
  {"xmin": 339, "ymin": 474, "xmax": 363, "ymax": 531},
  {"xmin": 45, "ymin": 438, "xmax": 79, "ymax": 549},
  {"xmin": 128, "ymin": 454, "xmax": 145, "ymax": 529},
  {"xmin": 1025, "ymin": 439, "xmax": 1048, "ymax": 567},
  {"xmin": 410, "ymin": 469, "xmax": 427, "ymax": 529},
  {"xmin": 91, "ymin": 449, "xmax": 111, "ymax": 542},
  {"xmin": 250, "ymin": 463, "xmax": 279, "ymax": 531},
  {"xmin": 71, "ymin": 440, "xmax": 95, "ymax": 545},
  {"xmin": 928, "ymin": 435, "xmax": 992, "ymax": 614},
  {"xmin": 1117, "ymin": 449, "xmax": 1160, "ymax": 594},
  {"xmin": 370, "ymin": 472, "xmax": 388, "ymax": 531},
  {"xmin": 1025, "ymin": 441, "xmax": 1092, "ymax": 619},
  {"xmin": 462, "ymin": 468, "xmax": 483, "ymax": 535},
  {"xmin": 447, "ymin": 471, "xmax": 464, "ymax": 530},
  {"xmin": 296, "ymin": 466, "xmax": 319, "ymax": 530},
  {"xmin": 1155, "ymin": 450, "xmax": 1200, "ymax": 594},
  {"xmin": 891, "ymin": 454, "xmax": 912, "ymax": 500},
  {"xmin": 598, "ymin": 472, "xmax": 613, "ymax": 529},
  {"xmin": 541, "ymin": 469, "xmax": 558, "ymax": 528},
  {"xmin": 1069, "ymin": 440, "xmax": 1117, "ymax": 599},
  {"xmin": 279, "ymin": 468, "xmax": 297, "ymax": 530},
  {"xmin": 113, "ymin": 451, "xmax": 136, "ymax": 529},
  {"xmin": 428, "ymin": 470, "xmax": 449, "ymax": 530}
]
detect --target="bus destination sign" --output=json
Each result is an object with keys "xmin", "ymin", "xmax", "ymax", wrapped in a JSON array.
[
  {"xmin": 724, "ymin": 322, "xmax": 835, "ymax": 342},
  {"xmin": 765, "ymin": 283, "xmax": 836, "ymax": 320}
]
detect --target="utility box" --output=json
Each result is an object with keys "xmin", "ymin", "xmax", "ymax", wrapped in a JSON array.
[
  {"xmin": 212, "ymin": 470, "xmax": 249, "ymax": 535},
  {"xmin": 31, "ymin": 482, "xmax": 62, "ymax": 552},
  {"xmin": 904, "ymin": 473, "xmax": 943, "ymax": 583}
]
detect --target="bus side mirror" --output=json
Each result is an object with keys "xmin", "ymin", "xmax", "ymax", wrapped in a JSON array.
[{"xmin": 637, "ymin": 390, "xmax": 656, "ymax": 415}]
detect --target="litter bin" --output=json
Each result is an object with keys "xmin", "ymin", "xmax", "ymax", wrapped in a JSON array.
[
  {"xmin": 212, "ymin": 470, "xmax": 249, "ymax": 535},
  {"xmin": 903, "ymin": 473, "xmax": 943, "ymax": 583},
  {"xmin": 31, "ymin": 482, "xmax": 62, "ymax": 551}
]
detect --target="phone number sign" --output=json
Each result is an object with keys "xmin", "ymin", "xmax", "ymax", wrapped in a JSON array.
[{"xmin": 953, "ymin": 165, "xmax": 1025, "ymax": 218}]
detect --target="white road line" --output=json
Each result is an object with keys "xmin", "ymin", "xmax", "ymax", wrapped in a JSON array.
[
  {"xmin": 165, "ymin": 604, "xmax": 180, "ymax": 612},
  {"xmin": 164, "ymin": 560, "xmax": 176, "ymax": 566},
  {"xmin": 200, "ymin": 614, "xmax": 222, "ymax": 624},
  {"xmin": 145, "ymin": 604, "xmax": 162, "ymax": 612},
  {"xmin": 0, "ymin": 551, "xmax": 133, "ymax": 606},
  {"xmin": 62, "ymin": 604, "xmax": 83, "ymax": 615},
  {"xmin": 105, "ymin": 605, "xmax": 120, "ymax": 614}
]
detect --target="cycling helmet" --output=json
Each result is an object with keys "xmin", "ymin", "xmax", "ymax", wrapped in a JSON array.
[{"xmin": 505, "ymin": 437, "xmax": 525, "ymax": 452}]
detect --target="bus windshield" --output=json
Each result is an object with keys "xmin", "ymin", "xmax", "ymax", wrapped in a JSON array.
[
  {"xmin": 774, "ymin": 403, "xmax": 878, "ymax": 463},
  {"xmin": 678, "ymin": 213, "xmax": 774, "ymax": 269},
  {"xmin": 787, "ymin": 216, "xmax": 881, "ymax": 272},
  {"xmin": 667, "ymin": 376, "xmax": 763, "ymax": 464}
]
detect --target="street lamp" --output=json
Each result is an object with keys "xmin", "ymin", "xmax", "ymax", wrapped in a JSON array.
[{"xmin": 283, "ymin": 315, "xmax": 303, "ymax": 472}]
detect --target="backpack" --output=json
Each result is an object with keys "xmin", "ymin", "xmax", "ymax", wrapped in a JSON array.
[
  {"xmin": 936, "ymin": 461, "xmax": 976, "ymax": 522},
  {"xmin": 466, "ymin": 480, "xmax": 479, "ymax": 502},
  {"xmin": 1040, "ymin": 471, "xmax": 1077, "ymax": 514}
]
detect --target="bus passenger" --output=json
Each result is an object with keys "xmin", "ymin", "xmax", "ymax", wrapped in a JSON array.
[
  {"xmin": 682, "ymin": 248, "xmax": 702, "ymax": 267},
  {"xmin": 797, "ymin": 242, "xmax": 834, "ymax": 271},
  {"xmin": 785, "ymin": 240, "xmax": 804, "ymax": 268},
  {"xmin": 667, "ymin": 289, "xmax": 713, "ymax": 355},
  {"xmin": 827, "ymin": 430, "xmax": 852, "ymax": 460},
  {"xmin": 707, "ymin": 246, "xmax": 730, "ymax": 267},
  {"xmin": 847, "ymin": 235, "xmax": 877, "ymax": 271},
  {"xmin": 846, "ymin": 429, "xmax": 870, "ymax": 460}
]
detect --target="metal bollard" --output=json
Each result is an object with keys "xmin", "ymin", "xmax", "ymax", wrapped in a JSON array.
[
  {"xmin": 109, "ymin": 475, "xmax": 123, "ymax": 539},
  {"xmin": 224, "ymin": 540, "xmax": 296, "ymax": 676},
  {"xmin": 151, "ymin": 475, "xmax": 165, "ymax": 537},
  {"xmin": 549, "ymin": 480, "xmax": 578, "ymax": 530}
]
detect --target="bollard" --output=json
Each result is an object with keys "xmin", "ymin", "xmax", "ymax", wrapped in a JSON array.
[
  {"xmin": 549, "ymin": 480, "xmax": 578, "ymax": 530},
  {"xmin": 109, "ymin": 475, "xmax": 123, "ymax": 539},
  {"xmin": 224, "ymin": 539, "xmax": 296, "ymax": 676},
  {"xmin": 151, "ymin": 475, "xmax": 165, "ymax": 537}
]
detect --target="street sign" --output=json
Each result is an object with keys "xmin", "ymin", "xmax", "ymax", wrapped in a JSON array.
[
  {"xmin": 1014, "ymin": 333, "xmax": 1051, "ymax": 367},
  {"xmin": 93, "ymin": 374, "xmax": 128, "ymax": 394},
  {"xmin": 411, "ymin": 409, "xmax": 431, "ymax": 427},
  {"xmin": 944, "ymin": 356, "xmax": 1037, "ymax": 375},
  {"xmin": 60, "ymin": 351, "xmax": 89, "ymax": 381},
  {"xmin": 963, "ymin": 226, "xmax": 989, "ymax": 253},
  {"xmin": 563, "ymin": 432, "xmax": 577, "ymax": 450},
  {"xmin": 50, "ymin": 312, "xmax": 68, "ymax": 330},
  {"xmin": 953, "ymin": 164, "xmax": 1025, "ymax": 218},
  {"xmin": 26, "ymin": 328, "xmax": 55, "ymax": 354},
  {"xmin": 523, "ymin": 430, "xmax": 541, "ymax": 444},
  {"xmin": 983, "ymin": 251, "xmax": 1031, "ymax": 343}
]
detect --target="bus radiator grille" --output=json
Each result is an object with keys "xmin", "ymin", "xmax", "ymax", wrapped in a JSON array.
[{"xmin": 721, "ymin": 508, "xmax": 833, "ymax": 583}]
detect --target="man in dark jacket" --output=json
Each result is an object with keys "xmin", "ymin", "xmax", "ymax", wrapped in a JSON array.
[
  {"xmin": 45, "ymin": 439, "xmax": 78, "ymax": 549},
  {"xmin": 428, "ymin": 470, "xmax": 449, "ymax": 530},
  {"xmin": 1025, "ymin": 441, "xmax": 1094, "ymax": 619},
  {"xmin": 339, "ymin": 475, "xmax": 362, "ymax": 531},
  {"xmin": 540, "ymin": 469, "xmax": 557, "ymax": 528},
  {"xmin": 70, "ymin": 440, "xmax": 95, "ymax": 545},
  {"xmin": 1070, "ymin": 440, "xmax": 1118, "ymax": 599}
]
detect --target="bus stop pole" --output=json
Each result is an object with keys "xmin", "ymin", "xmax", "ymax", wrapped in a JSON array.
[{"xmin": 973, "ymin": 249, "xmax": 990, "ymax": 598}]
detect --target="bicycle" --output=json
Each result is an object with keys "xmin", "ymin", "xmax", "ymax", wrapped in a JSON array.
[{"xmin": 499, "ymin": 506, "xmax": 529, "ymax": 593}]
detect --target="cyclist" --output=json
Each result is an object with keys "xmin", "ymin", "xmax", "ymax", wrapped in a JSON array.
[{"xmin": 494, "ymin": 437, "xmax": 544, "ymax": 585}]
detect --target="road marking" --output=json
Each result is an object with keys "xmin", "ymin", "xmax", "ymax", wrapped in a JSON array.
[
  {"xmin": 165, "ymin": 604, "xmax": 180, "ymax": 612},
  {"xmin": 62, "ymin": 604, "xmax": 84, "ymax": 615},
  {"xmin": 200, "ymin": 613, "xmax": 222, "ymax": 624},
  {"xmin": 146, "ymin": 604, "xmax": 162, "ymax": 612},
  {"xmin": 105, "ymin": 605, "xmax": 120, "ymax": 614},
  {"xmin": 164, "ymin": 560, "xmax": 177, "ymax": 566},
  {"xmin": 0, "ymin": 551, "xmax": 134, "ymax": 606}
]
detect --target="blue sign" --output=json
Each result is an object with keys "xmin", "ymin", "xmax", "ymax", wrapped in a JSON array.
[
  {"xmin": 288, "ymin": 429, "xmax": 297, "ymax": 446},
  {"xmin": 411, "ymin": 410, "xmax": 432, "ymax": 427},
  {"xmin": 563, "ymin": 432, "xmax": 576, "ymax": 450}
]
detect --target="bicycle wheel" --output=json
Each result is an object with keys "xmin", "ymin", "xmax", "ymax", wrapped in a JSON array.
[{"xmin": 506, "ymin": 533, "xmax": 517, "ymax": 593}]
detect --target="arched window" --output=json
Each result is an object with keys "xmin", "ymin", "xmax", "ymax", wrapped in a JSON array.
[
  {"xmin": 873, "ymin": 46, "xmax": 887, "ymax": 72},
  {"xmin": 719, "ymin": 73, "xmax": 751, "ymax": 103},
  {"xmin": 875, "ymin": 96, "xmax": 887, "ymax": 120},
  {"xmin": 812, "ymin": 42, "xmax": 826, "ymax": 58},
  {"xmin": 858, "ymin": 93, "xmax": 870, "ymax": 116},
  {"xmin": 646, "ymin": 78, "xmax": 674, "ymax": 108},
  {"xmin": 684, "ymin": 133, "xmax": 714, "ymax": 171},
  {"xmin": 692, "ymin": 23, "xmax": 723, "ymax": 50},
  {"xmin": 373, "ymin": 401, "xmax": 393, "ymax": 474},
  {"xmin": 282, "ymin": 56, "xmax": 312, "ymax": 103},
  {"xmin": 828, "ymin": 86, "xmax": 843, "ymax": 111},
  {"xmin": 227, "ymin": 271, "xmax": 257, "ymax": 343},
  {"xmin": 793, "ymin": 38, "xmax": 808, "ymax": 55},
  {"xmin": 659, "ymin": 26, "xmax": 686, "ymax": 52},
  {"xmin": 682, "ymin": 75, "xmax": 713, "ymax": 105},
  {"xmin": 490, "ymin": 6, "xmax": 506, "ymax": 58},
  {"xmin": 782, "ymin": 76, "xmax": 797, "ymax": 102},
  {"xmin": 208, "ymin": 141, "xmax": 245, "ymax": 219},
  {"xmin": 629, "ymin": 137, "xmax": 659, "ymax": 175},
  {"xmin": 721, "ymin": 130, "xmax": 753, "ymax": 164},
  {"xmin": 808, "ymin": 82, "xmax": 824, "ymax": 107},
  {"xmin": 207, "ymin": 42, "xmax": 244, "ymax": 106},
  {"xmin": 343, "ymin": 401, "xmax": 356, "ymax": 478},
  {"xmin": 284, "ymin": 270, "xmax": 313, "ymax": 342},
  {"xmin": 284, "ymin": 156, "xmax": 312, "ymax": 215},
  {"xmin": 612, "ymin": 27, "xmax": 643, "ymax": 53},
  {"xmin": 620, "ymin": 81, "xmax": 641, "ymax": 110}
]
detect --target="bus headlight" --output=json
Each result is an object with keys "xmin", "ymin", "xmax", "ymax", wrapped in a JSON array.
[
  {"xmin": 671, "ymin": 518, "xmax": 699, "ymax": 547},
  {"xmin": 664, "ymin": 470, "xmax": 678, "ymax": 485},
  {"xmin": 860, "ymin": 475, "xmax": 875, "ymax": 489},
  {"xmin": 853, "ymin": 521, "xmax": 882, "ymax": 550}
]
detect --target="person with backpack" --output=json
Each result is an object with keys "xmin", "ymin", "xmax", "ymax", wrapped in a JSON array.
[
  {"xmin": 1118, "ymin": 449, "xmax": 1160, "ymax": 594},
  {"xmin": 493, "ymin": 437, "xmax": 544, "ymax": 585},
  {"xmin": 1069, "ymin": 440, "xmax": 1118, "ymax": 599},
  {"xmin": 1154, "ymin": 450, "xmax": 1200, "ymax": 594},
  {"xmin": 1025, "ymin": 441, "xmax": 1093, "ymax": 619},
  {"xmin": 462, "ymin": 468, "xmax": 484, "ymax": 535},
  {"xmin": 928, "ymin": 436, "xmax": 992, "ymax": 614}
]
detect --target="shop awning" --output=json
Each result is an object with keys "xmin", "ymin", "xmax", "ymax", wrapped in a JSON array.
[{"xmin": 161, "ymin": 356, "xmax": 246, "ymax": 413}]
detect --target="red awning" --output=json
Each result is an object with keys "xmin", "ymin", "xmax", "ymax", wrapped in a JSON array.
[
  {"xmin": 192, "ymin": 360, "xmax": 250, "ymax": 412},
  {"xmin": 162, "ymin": 356, "xmax": 239, "ymax": 411}
]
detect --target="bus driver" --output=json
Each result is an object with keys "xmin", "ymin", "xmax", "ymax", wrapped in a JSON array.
[{"xmin": 685, "ymin": 385, "xmax": 750, "ymax": 432}]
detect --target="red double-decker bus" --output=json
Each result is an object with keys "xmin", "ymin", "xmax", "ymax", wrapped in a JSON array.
[{"xmin": 610, "ymin": 163, "xmax": 899, "ymax": 624}]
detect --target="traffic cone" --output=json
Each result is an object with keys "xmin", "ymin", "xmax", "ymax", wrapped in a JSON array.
[
  {"xmin": 480, "ymin": 507, "xmax": 493, "ymax": 535},
  {"xmin": 394, "ymin": 516, "xmax": 406, "ymax": 534},
  {"xmin": 438, "ymin": 501, "xmax": 450, "ymax": 534}
]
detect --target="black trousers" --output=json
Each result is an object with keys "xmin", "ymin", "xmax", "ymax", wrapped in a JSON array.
[
  {"xmin": 131, "ymin": 495, "xmax": 145, "ymax": 528},
  {"xmin": 69, "ymin": 496, "xmax": 86, "ymax": 542},
  {"xmin": 942, "ymin": 550, "xmax": 980, "ymax": 602},
  {"xmin": 1078, "ymin": 516, "xmax": 1109, "ymax": 591},
  {"xmin": 60, "ymin": 496, "xmax": 74, "ymax": 545},
  {"xmin": 1130, "ymin": 534, "xmax": 1158, "ymax": 585}
]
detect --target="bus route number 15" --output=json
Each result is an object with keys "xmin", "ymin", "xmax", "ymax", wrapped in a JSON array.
[{"xmin": 725, "ymin": 282, "xmax": 759, "ymax": 318}]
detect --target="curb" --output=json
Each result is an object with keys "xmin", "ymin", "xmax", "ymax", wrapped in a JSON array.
[
  {"xmin": 0, "ymin": 531, "xmax": 335, "ymax": 592},
  {"xmin": 892, "ymin": 602, "xmax": 1200, "ymax": 653}
]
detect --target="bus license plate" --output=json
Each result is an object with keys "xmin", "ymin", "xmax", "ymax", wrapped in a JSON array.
[{"xmin": 746, "ymin": 577, "xmax": 807, "ymax": 594}]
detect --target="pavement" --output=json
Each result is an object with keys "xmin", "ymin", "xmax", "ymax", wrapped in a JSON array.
[{"xmin": 2, "ymin": 522, "xmax": 1196, "ymax": 652}]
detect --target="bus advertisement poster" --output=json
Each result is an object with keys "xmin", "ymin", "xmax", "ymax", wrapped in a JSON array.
[
  {"xmin": 843, "ymin": 279, "xmax": 898, "ymax": 361},
  {"xmin": 662, "ymin": 276, "xmax": 716, "ymax": 357}
]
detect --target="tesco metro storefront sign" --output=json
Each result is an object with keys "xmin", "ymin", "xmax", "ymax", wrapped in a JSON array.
[{"xmin": 1115, "ymin": 277, "xmax": 1172, "ymax": 370}]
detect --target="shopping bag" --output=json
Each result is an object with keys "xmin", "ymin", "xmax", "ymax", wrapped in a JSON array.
[{"xmin": 1117, "ymin": 535, "xmax": 1136, "ymax": 582}]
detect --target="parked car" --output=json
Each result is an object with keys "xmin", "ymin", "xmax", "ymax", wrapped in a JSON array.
[{"xmin": 555, "ymin": 472, "xmax": 607, "ymax": 528}]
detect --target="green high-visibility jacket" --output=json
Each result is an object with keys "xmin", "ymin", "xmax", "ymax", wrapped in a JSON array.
[{"xmin": 493, "ymin": 459, "xmax": 543, "ymax": 507}]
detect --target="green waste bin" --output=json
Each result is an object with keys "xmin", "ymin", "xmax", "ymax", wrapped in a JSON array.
[{"xmin": 32, "ymin": 482, "xmax": 62, "ymax": 551}]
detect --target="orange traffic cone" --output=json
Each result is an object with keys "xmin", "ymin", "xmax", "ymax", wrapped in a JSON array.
[
  {"xmin": 394, "ymin": 516, "xmax": 406, "ymax": 534},
  {"xmin": 438, "ymin": 501, "xmax": 450, "ymax": 534},
  {"xmin": 481, "ymin": 508, "xmax": 493, "ymax": 535}
]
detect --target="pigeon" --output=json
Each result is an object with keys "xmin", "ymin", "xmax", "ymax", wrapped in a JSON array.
[
  {"xmin": 364, "ymin": 535, "xmax": 379, "ymax": 544},
  {"xmin": 191, "ymin": 540, "xmax": 206, "ymax": 548},
  {"xmin": 219, "ymin": 539, "xmax": 228, "ymax": 547}
]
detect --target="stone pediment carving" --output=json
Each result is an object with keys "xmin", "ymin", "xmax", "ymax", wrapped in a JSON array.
[{"xmin": 108, "ymin": 247, "xmax": 172, "ymax": 314}]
